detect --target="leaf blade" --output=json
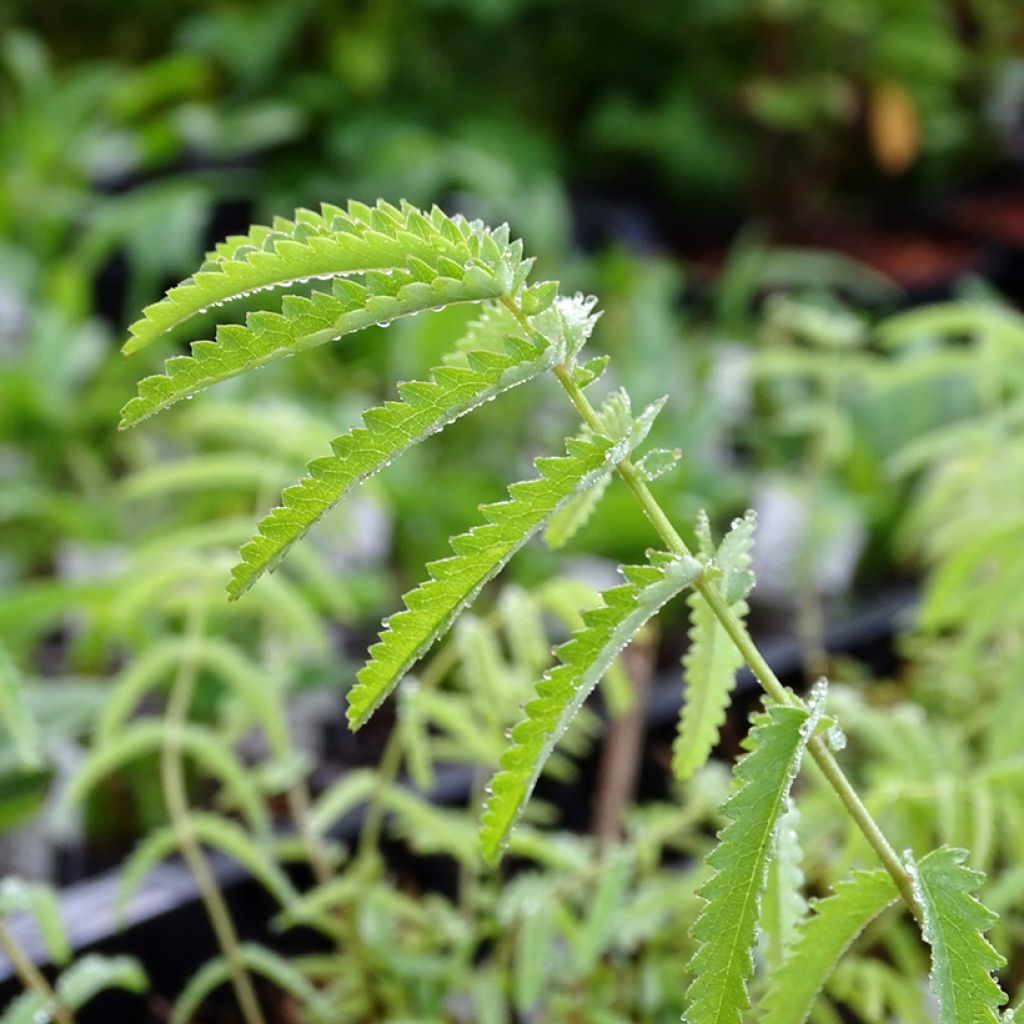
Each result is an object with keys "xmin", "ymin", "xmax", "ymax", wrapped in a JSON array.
[
  {"xmin": 480, "ymin": 551, "xmax": 703, "ymax": 861},
  {"xmin": 683, "ymin": 695, "xmax": 820, "ymax": 1024}
]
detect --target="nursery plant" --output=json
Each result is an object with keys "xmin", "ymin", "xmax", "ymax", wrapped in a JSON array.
[{"xmin": 81, "ymin": 198, "xmax": 1015, "ymax": 1023}]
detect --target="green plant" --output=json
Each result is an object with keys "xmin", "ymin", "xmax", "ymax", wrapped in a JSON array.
[{"xmin": 114, "ymin": 199, "xmax": 1014, "ymax": 1021}]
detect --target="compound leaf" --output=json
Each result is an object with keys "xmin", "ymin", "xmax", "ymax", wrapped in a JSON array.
[
  {"xmin": 347, "ymin": 431, "xmax": 634, "ymax": 730},
  {"xmin": 230, "ymin": 331, "xmax": 554, "ymax": 596}
]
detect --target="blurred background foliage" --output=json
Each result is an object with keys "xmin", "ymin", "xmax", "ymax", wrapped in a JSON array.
[{"xmin": 1, "ymin": 0, "xmax": 1024, "ymax": 983}]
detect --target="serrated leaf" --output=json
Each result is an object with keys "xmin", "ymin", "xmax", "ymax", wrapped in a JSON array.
[
  {"xmin": 0, "ymin": 878, "xmax": 69, "ymax": 965},
  {"xmin": 910, "ymin": 846, "xmax": 1007, "ymax": 1024},
  {"xmin": 230, "ymin": 331, "xmax": 554, "ymax": 596},
  {"xmin": 759, "ymin": 800, "xmax": 806, "ymax": 974},
  {"xmin": 62, "ymin": 720, "xmax": 268, "ymax": 835},
  {"xmin": 56, "ymin": 954, "xmax": 148, "ymax": 1010},
  {"xmin": 171, "ymin": 943, "xmax": 333, "ymax": 1024},
  {"xmin": 672, "ymin": 510, "xmax": 757, "ymax": 781},
  {"xmin": 480, "ymin": 551, "xmax": 703, "ymax": 862},
  {"xmin": 347, "ymin": 434, "xmax": 623, "ymax": 730},
  {"xmin": 118, "ymin": 813, "xmax": 298, "ymax": 921},
  {"xmin": 760, "ymin": 868, "xmax": 898, "ymax": 1024},
  {"xmin": 124, "ymin": 199, "xmax": 525, "ymax": 355},
  {"xmin": 683, "ymin": 697, "xmax": 820, "ymax": 1024}
]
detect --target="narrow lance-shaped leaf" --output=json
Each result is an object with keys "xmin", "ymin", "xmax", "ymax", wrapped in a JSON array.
[
  {"xmin": 117, "ymin": 813, "xmax": 299, "ymax": 921},
  {"xmin": 171, "ymin": 944, "xmax": 333, "ymax": 1024},
  {"xmin": 908, "ymin": 846, "xmax": 1007, "ymax": 1024},
  {"xmin": 124, "ymin": 199, "xmax": 526, "ymax": 355},
  {"xmin": 480, "ymin": 551, "xmax": 703, "ymax": 862},
  {"xmin": 348, "ymin": 402, "xmax": 664, "ymax": 731},
  {"xmin": 229, "ymin": 330, "xmax": 555, "ymax": 597},
  {"xmin": 56, "ymin": 955, "xmax": 148, "ymax": 1011},
  {"xmin": 673, "ymin": 510, "xmax": 756, "ymax": 780},
  {"xmin": 760, "ymin": 868, "xmax": 898, "ymax": 1024},
  {"xmin": 61, "ymin": 720, "xmax": 269, "ymax": 835},
  {"xmin": 683, "ymin": 686, "xmax": 824, "ymax": 1024},
  {"xmin": 0, "ymin": 878, "xmax": 69, "ymax": 965}
]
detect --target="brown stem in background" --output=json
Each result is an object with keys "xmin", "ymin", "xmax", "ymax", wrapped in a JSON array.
[{"xmin": 591, "ymin": 638, "xmax": 656, "ymax": 850}]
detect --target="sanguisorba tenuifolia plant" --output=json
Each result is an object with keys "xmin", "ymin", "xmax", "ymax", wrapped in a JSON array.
[{"xmin": 120, "ymin": 201, "xmax": 1010, "ymax": 1022}]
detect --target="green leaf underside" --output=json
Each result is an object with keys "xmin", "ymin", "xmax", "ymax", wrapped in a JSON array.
[
  {"xmin": 229, "ymin": 332, "xmax": 554, "ymax": 597},
  {"xmin": 760, "ymin": 868, "xmax": 898, "ymax": 1024},
  {"xmin": 673, "ymin": 511, "xmax": 756, "ymax": 780},
  {"xmin": 124, "ymin": 199, "xmax": 525, "ymax": 355},
  {"xmin": 911, "ymin": 846, "xmax": 1007, "ymax": 1024},
  {"xmin": 683, "ymin": 700, "xmax": 817, "ymax": 1024},
  {"xmin": 171, "ymin": 944, "xmax": 331, "ymax": 1024},
  {"xmin": 346, "ymin": 433, "xmax": 625, "ymax": 730},
  {"xmin": 479, "ymin": 551, "xmax": 703, "ymax": 862}
]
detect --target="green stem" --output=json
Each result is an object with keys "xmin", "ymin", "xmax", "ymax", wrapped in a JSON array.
[
  {"xmin": 544, "ymin": 341, "xmax": 922, "ymax": 921},
  {"xmin": 0, "ymin": 920, "xmax": 74, "ymax": 1024},
  {"xmin": 161, "ymin": 603, "xmax": 267, "ymax": 1024}
]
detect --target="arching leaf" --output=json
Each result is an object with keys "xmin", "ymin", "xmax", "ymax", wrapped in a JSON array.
[
  {"xmin": 480, "ymin": 551, "xmax": 703, "ymax": 862},
  {"xmin": 229, "ymin": 330, "xmax": 555, "ymax": 596},
  {"xmin": 760, "ymin": 868, "xmax": 898, "ymax": 1024}
]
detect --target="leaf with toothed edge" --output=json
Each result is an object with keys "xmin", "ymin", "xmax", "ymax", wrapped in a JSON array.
[
  {"xmin": 119, "ymin": 262, "xmax": 523, "ymax": 428},
  {"xmin": 479, "ymin": 549, "xmax": 703, "ymax": 862},
  {"xmin": 346, "ymin": 400, "xmax": 666, "ymax": 731},
  {"xmin": 672, "ymin": 510, "xmax": 757, "ymax": 781},
  {"xmin": 123, "ymin": 199, "xmax": 527, "ymax": 356},
  {"xmin": 229, "ymin": 330, "xmax": 555, "ymax": 597},
  {"xmin": 760, "ymin": 867, "xmax": 897, "ymax": 1024},
  {"xmin": 682, "ymin": 684, "xmax": 825, "ymax": 1024},
  {"xmin": 909, "ymin": 846, "xmax": 1007, "ymax": 1024}
]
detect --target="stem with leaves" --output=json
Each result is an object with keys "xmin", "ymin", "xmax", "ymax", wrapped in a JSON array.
[
  {"xmin": 0, "ymin": 920, "xmax": 74, "ymax": 1024},
  {"xmin": 516, "ymin": 307, "xmax": 921, "ymax": 920},
  {"xmin": 160, "ymin": 601, "xmax": 267, "ymax": 1024}
]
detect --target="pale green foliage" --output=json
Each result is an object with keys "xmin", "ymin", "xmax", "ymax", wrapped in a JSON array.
[
  {"xmin": 0, "ymin": 956, "xmax": 146, "ymax": 1024},
  {"xmin": 672, "ymin": 510, "xmax": 756, "ymax": 780},
  {"xmin": 56, "ymin": 955, "xmax": 148, "ymax": 1011},
  {"xmin": 172, "ymin": 943, "xmax": 333, "ymax": 1024},
  {"xmin": 683, "ymin": 697, "xmax": 819, "ymax": 1024},
  {"xmin": 230, "ymin": 330, "xmax": 555, "ymax": 596},
  {"xmin": 63, "ymin": 719, "xmax": 269, "ymax": 834},
  {"xmin": 759, "ymin": 801, "xmax": 806, "ymax": 974},
  {"xmin": 910, "ymin": 847, "xmax": 1007, "ymax": 1024},
  {"xmin": 97, "ymin": 637, "xmax": 287, "ymax": 753},
  {"xmin": 760, "ymin": 868, "xmax": 897, "ymax": 1024},
  {"xmin": 118, "ymin": 813, "xmax": 298, "ymax": 918},
  {"xmin": 0, "ymin": 877, "xmax": 69, "ymax": 965},
  {"xmin": 480, "ymin": 550, "xmax": 703, "ymax": 861},
  {"xmin": 0, "ymin": 645, "xmax": 42, "ymax": 769},
  {"xmin": 347, "ymin": 432, "xmax": 623, "ymax": 730}
]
